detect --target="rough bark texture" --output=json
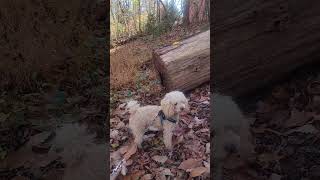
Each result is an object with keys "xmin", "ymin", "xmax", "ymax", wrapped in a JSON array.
[
  {"xmin": 153, "ymin": 30, "xmax": 210, "ymax": 92},
  {"xmin": 213, "ymin": 0, "xmax": 320, "ymax": 97}
]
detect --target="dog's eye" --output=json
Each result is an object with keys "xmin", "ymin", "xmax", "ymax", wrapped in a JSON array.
[{"xmin": 174, "ymin": 103, "xmax": 178, "ymax": 105}]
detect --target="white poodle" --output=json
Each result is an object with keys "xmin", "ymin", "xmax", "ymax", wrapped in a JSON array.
[
  {"xmin": 126, "ymin": 91, "xmax": 189, "ymax": 150},
  {"xmin": 212, "ymin": 93, "xmax": 254, "ymax": 180}
]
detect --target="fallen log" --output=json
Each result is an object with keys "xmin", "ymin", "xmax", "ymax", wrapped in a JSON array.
[
  {"xmin": 213, "ymin": 0, "xmax": 320, "ymax": 97},
  {"xmin": 153, "ymin": 30, "xmax": 210, "ymax": 92}
]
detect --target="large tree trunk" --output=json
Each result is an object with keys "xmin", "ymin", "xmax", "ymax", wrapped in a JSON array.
[
  {"xmin": 213, "ymin": 0, "xmax": 320, "ymax": 97},
  {"xmin": 153, "ymin": 30, "xmax": 210, "ymax": 92}
]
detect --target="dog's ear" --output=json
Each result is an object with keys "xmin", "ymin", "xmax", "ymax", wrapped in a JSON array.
[{"xmin": 161, "ymin": 97, "xmax": 174, "ymax": 117}]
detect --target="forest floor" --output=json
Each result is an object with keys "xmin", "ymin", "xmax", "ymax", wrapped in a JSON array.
[
  {"xmin": 110, "ymin": 23, "xmax": 211, "ymax": 179},
  {"xmin": 0, "ymin": 3, "xmax": 108, "ymax": 179},
  {"xmin": 221, "ymin": 65, "xmax": 320, "ymax": 180},
  {"xmin": 0, "ymin": 41, "xmax": 108, "ymax": 180}
]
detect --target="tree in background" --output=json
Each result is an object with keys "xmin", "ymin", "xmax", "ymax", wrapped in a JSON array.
[
  {"xmin": 110, "ymin": 0, "xmax": 210, "ymax": 43},
  {"xmin": 183, "ymin": 0, "xmax": 190, "ymax": 25}
]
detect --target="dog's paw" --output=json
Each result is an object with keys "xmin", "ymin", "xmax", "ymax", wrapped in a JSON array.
[{"xmin": 137, "ymin": 144, "xmax": 143, "ymax": 149}]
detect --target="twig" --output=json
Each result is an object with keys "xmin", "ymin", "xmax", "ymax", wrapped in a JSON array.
[{"xmin": 110, "ymin": 158, "xmax": 125, "ymax": 180}]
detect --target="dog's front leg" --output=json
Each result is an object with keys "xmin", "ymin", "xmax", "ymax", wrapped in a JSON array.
[
  {"xmin": 163, "ymin": 127, "xmax": 174, "ymax": 158},
  {"xmin": 133, "ymin": 129, "xmax": 144, "ymax": 149},
  {"xmin": 163, "ymin": 125, "xmax": 173, "ymax": 150}
]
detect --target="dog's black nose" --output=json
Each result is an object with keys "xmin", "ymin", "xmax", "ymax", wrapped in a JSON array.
[{"xmin": 180, "ymin": 107, "xmax": 184, "ymax": 110}]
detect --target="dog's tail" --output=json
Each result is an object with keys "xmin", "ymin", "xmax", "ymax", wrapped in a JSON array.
[{"xmin": 126, "ymin": 100, "xmax": 140, "ymax": 115}]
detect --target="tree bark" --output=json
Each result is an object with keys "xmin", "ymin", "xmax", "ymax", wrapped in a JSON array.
[
  {"xmin": 213, "ymin": 0, "xmax": 320, "ymax": 97},
  {"xmin": 183, "ymin": 0, "xmax": 190, "ymax": 25}
]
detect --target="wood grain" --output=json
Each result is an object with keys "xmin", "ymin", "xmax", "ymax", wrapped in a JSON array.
[
  {"xmin": 153, "ymin": 30, "xmax": 210, "ymax": 92},
  {"xmin": 213, "ymin": 0, "xmax": 320, "ymax": 96}
]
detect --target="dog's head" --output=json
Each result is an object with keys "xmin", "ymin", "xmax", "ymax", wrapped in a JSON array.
[
  {"xmin": 160, "ymin": 91, "xmax": 189, "ymax": 117},
  {"xmin": 125, "ymin": 100, "xmax": 140, "ymax": 114}
]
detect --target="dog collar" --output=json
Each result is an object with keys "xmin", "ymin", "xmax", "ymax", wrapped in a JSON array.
[{"xmin": 158, "ymin": 110, "xmax": 177, "ymax": 125}]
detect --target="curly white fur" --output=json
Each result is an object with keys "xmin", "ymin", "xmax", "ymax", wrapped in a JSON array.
[
  {"xmin": 125, "ymin": 100, "xmax": 140, "ymax": 115},
  {"xmin": 213, "ymin": 93, "xmax": 254, "ymax": 159},
  {"xmin": 128, "ymin": 91, "xmax": 189, "ymax": 150},
  {"xmin": 212, "ymin": 93, "xmax": 254, "ymax": 180}
]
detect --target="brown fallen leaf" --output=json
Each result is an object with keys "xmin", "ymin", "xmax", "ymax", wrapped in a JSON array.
[
  {"xmin": 307, "ymin": 81, "xmax": 320, "ymax": 95},
  {"xmin": 31, "ymin": 143, "xmax": 51, "ymax": 154},
  {"xmin": 188, "ymin": 122, "xmax": 194, "ymax": 129},
  {"xmin": 270, "ymin": 110, "xmax": 290, "ymax": 127},
  {"xmin": 161, "ymin": 168, "xmax": 173, "ymax": 176},
  {"xmin": 119, "ymin": 145, "xmax": 129, "ymax": 154},
  {"xmin": 251, "ymin": 127, "xmax": 283, "ymax": 136},
  {"xmin": 116, "ymin": 121, "xmax": 125, "ymax": 129},
  {"xmin": 110, "ymin": 129, "xmax": 119, "ymax": 139},
  {"xmin": 178, "ymin": 158, "xmax": 202, "ymax": 171},
  {"xmin": 141, "ymin": 174, "xmax": 153, "ymax": 180},
  {"xmin": 0, "ymin": 112, "xmax": 10, "ymax": 122},
  {"xmin": 309, "ymin": 165, "xmax": 320, "ymax": 177},
  {"xmin": 285, "ymin": 108, "xmax": 311, "ymax": 128},
  {"xmin": 286, "ymin": 124, "xmax": 318, "ymax": 134},
  {"xmin": 152, "ymin": 155, "xmax": 168, "ymax": 163},
  {"xmin": 123, "ymin": 170, "xmax": 145, "ymax": 180},
  {"xmin": 199, "ymin": 128, "xmax": 209, "ymax": 133},
  {"xmin": 198, "ymin": 96, "xmax": 209, "ymax": 102},
  {"xmin": 124, "ymin": 144, "xmax": 137, "ymax": 160},
  {"xmin": 190, "ymin": 166, "xmax": 207, "ymax": 177},
  {"xmin": 125, "ymin": 159, "xmax": 133, "ymax": 166},
  {"xmin": 270, "ymin": 173, "xmax": 282, "ymax": 180},
  {"xmin": 258, "ymin": 153, "xmax": 285, "ymax": 163},
  {"xmin": 110, "ymin": 117, "xmax": 121, "ymax": 123}
]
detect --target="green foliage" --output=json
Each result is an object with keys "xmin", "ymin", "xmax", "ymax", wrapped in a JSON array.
[{"xmin": 145, "ymin": 12, "xmax": 157, "ymax": 35}]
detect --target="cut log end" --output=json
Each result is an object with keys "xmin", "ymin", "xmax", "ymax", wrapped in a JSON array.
[{"xmin": 153, "ymin": 30, "xmax": 210, "ymax": 92}]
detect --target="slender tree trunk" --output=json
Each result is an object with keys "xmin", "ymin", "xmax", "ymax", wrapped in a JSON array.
[
  {"xmin": 157, "ymin": 0, "xmax": 160, "ymax": 23},
  {"xmin": 158, "ymin": 0, "xmax": 167, "ymax": 13},
  {"xmin": 206, "ymin": 0, "xmax": 210, "ymax": 20},
  {"xmin": 138, "ymin": 0, "xmax": 141, "ymax": 32},
  {"xmin": 132, "ymin": 0, "xmax": 137, "ymax": 33},
  {"xmin": 110, "ymin": 6, "xmax": 118, "ymax": 40},
  {"xmin": 154, "ymin": 0, "xmax": 156, "ymax": 15},
  {"xmin": 183, "ymin": 0, "xmax": 190, "ymax": 25},
  {"xmin": 194, "ymin": 2, "xmax": 200, "ymax": 23}
]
